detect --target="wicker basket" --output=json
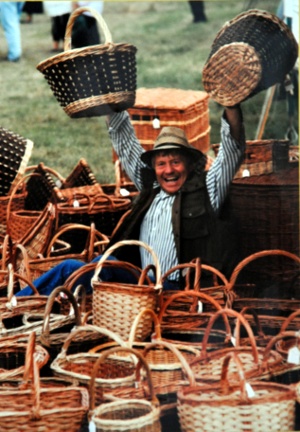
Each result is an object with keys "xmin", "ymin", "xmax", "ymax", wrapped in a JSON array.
[
  {"xmin": 212, "ymin": 139, "xmax": 290, "ymax": 178},
  {"xmin": 177, "ymin": 351, "xmax": 297, "ymax": 432},
  {"xmin": 62, "ymin": 158, "xmax": 100, "ymax": 188},
  {"xmin": 37, "ymin": 6, "xmax": 137, "ymax": 118},
  {"xmin": 0, "ymin": 126, "xmax": 33, "ymax": 197},
  {"xmin": 127, "ymin": 87, "xmax": 210, "ymax": 153},
  {"xmin": 0, "ymin": 332, "xmax": 89, "ymax": 431},
  {"xmin": 188, "ymin": 308, "xmax": 283, "ymax": 384},
  {"xmin": 202, "ymin": 9, "xmax": 298, "ymax": 106},
  {"xmin": 92, "ymin": 240, "xmax": 162, "ymax": 341},
  {"xmin": 229, "ymin": 166, "xmax": 299, "ymax": 283}
]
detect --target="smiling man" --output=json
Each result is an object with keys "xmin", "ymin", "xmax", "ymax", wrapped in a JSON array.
[{"xmin": 106, "ymin": 104, "xmax": 245, "ymax": 285}]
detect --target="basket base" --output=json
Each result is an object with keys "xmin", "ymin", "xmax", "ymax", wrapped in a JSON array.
[{"xmin": 64, "ymin": 92, "xmax": 136, "ymax": 118}]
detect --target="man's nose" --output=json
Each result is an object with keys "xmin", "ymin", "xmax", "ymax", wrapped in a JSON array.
[{"xmin": 164, "ymin": 162, "xmax": 174, "ymax": 173}]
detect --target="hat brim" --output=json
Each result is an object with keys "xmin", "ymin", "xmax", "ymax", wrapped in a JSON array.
[{"xmin": 141, "ymin": 144, "xmax": 204, "ymax": 167}]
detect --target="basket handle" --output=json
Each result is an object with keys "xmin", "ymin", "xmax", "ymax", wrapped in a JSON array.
[
  {"xmin": 157, "ymin": 290, "xmax": 229, "ymax": 334},
  {"xmin": 128, "ymin": 308, "xmax": 162, "ymax": 347},
  {"xmin": 220, "ymin": 352, "xmax": 249, "ymax": 400},
  {"xmin": 88, "ymin": 345, "xmax": 158, "ymax": 410},
  {"xmin": 141, "ymin": 339, "xmax": 196, "ymax": 387},
  {"xmin": 40, "ymin": 286, "xmax": 82, "ymax": 348},
  {"xmin": 0, "ymin": 261, "xmax": 40, "ymax": 297},
  {"xmin": 227, "ymin": 249, "xmax": 300, "ymax": 290},
  {"xmin": 64, "ymin": 6, "xmax": 113, "ymax": 51},
  {"xmin": 262, "ymin": 330, "xmax": 299, "ymax": 366},
  {"xmin": 191, "ymin": 308, "xmax": 259, "ymax": 364},
  {"xmin": 91, "ymin": 240, "xmax": 162, "ymax": 291},
  {"xmin": 233, "ymin": 306, "xmax": 268, "ymax": 346},
  {"xmin": 55, "ymin": 324, "xmax": 127, "ymax": 359},
  {"xmin": 280, "ymin": 310, "xmax": 300, "ymax": 333}
]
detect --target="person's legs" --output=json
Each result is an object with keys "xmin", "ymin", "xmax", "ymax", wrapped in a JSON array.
[{"xmin": 0, "ymin": 2, "xmax": 23, "ymax": 61}]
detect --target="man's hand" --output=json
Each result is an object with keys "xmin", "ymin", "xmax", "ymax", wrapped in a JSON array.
[{"xmin": 224, "ymin": 104, "xmax": 244, "ymax": 143}]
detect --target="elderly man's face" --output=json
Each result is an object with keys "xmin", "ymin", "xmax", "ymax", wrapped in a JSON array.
[{"xmin": 153, "ymin": 151, "xmax": 190, "ymax": 194}]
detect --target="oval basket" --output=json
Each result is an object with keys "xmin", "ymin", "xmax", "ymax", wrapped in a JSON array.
[{"xmin": 36, "ymin": 6, "xmax": 137, "ymax": 118}]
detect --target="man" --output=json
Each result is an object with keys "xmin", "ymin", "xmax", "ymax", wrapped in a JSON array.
[{"xmin": 17, "ymin": 104, "xmax": 245, "ymax": 295}]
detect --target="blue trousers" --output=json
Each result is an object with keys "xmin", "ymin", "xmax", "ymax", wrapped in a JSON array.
[
  {"xmin": 16, "ymin": 255, "xmax": 142, "ymax": 296},
  {"xmin": 0, "ymin": 2, "xmax": 24, "ymax": 61}
]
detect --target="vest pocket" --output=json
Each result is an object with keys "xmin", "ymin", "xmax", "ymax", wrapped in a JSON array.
[{"xmin": 181, "ymin": 206, "xmax": 209, "ymax": 239}]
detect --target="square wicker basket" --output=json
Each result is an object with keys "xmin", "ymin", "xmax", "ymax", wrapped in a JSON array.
[{"xmin": 125, "ymin": 87, "xmax": 211, "ymax": 155}]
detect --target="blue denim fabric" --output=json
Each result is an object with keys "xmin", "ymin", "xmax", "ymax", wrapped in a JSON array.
[
  {"xmin": 16, "ymin": 255, "xmax": 142, "ymax": 296},
  {"xmin": 0, "ymin": 2, "xmax": 24, "ymax": 61}
]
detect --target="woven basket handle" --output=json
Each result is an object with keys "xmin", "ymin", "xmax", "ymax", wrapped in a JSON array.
[
  {"xmin": 227, "ymin": 249, "xmax": 300, "ymax": 290},
  {"xmin": 262, "ymin": 330, "xmax": 299, "ymax": 366},
  {"xmin": 91, "ymin": 240, "xmax": 162, "ymax": 291},
  {"xmin": 195, "ymin": 308, "xmax": 259, "ymax": 364},
  {"xmin": 56, "ymin": 324, "xmax": 127, "ymax": 359},
  {"xmin": 0, "ymin": 234, "xmax": 13, "ymax": 271},
  {"xmin": 220, "ymin": 352, "xmax": 248, "ymax": 399},
  {"xmin": 64, "ymin": 6, "xmax": 113, "ymax": 51},
  {"xmin": 0, "ymin": 261, "xmax": 39, "ymax": 297},
  {"xmin": 40, "ymin": 286, "xmax": 82, "ymax": 348},
  {"xmin": 158, "ymin": 290, "xmax": 228, "ymax": 330},
  {"xmin": 141, "ymin": 339, "xmax": 196, "ymax": 387},
  {"xmin": 280, "ymin": 310, "xmax": 300, "ymax": 333},
  {"xmin": 128, "ymin": 308, "xmax": 162, "ymax": 347},
  {"xmin": 162, "ymin": 261, "xmax": 201, "ymax": 292},
  {"xmin": 233, "ymin": 306, "xmax": 267, "ymax": 345},
  {"xmin": 88, "ymin": 345, "xmax": 158, "ymax": 410}
]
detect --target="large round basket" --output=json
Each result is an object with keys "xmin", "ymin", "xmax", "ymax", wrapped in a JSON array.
[
  {"xmin": 36, "ymin": 6, "xmax": 137, "ymax": 118},
  {"xmin": 202, "ymin": 9, "xmax": 298, "ymax": 106}
]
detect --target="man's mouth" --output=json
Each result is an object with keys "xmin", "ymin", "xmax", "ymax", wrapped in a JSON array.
[{"xmin": 164, "ymin": 176, "xmax": 179, "ymax": 182}]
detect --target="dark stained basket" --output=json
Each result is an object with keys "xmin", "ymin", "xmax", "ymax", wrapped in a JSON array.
[
  {"xmin": 0, "ymin": 127, "xmax": 33, "ymax": 197},
  {"xmin": 202, "ymin": 9, "xmax": 298, "ymax": 106},
  {"xmin": 36, "ymin": 6, "xmax": 137, "ymax": 118}
]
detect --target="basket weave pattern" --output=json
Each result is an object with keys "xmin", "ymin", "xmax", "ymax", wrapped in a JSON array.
[{"xmin": 37, "ymin": 7, "xmax": 137, "ymax": 118}]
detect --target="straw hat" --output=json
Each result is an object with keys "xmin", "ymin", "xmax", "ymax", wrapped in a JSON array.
[{"xmin": 141, "ymin": 126, "xmax": 204, "ymax": 167}]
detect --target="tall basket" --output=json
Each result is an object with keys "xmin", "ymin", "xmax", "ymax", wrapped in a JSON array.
[{"xmin": 37, "ymin": 6, "xmax": 137, "ymax": 118}]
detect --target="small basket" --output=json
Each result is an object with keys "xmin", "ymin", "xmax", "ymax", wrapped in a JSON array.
[
  {"xmin": 89, "ymin": 345, "xmax": 161, "ymax": 431},
  {"xmin": 0, "ymin": 126, "xmax": 33, "ymax": 197},
  {"xmin": 177, "ymin": 351, "xmax": 297, "ymax": 432},
  {"xmin": 202, "ymin": 9, "xmax": 298, "ymax": 106},
  {"xmin": 92, "ymin": 240, "xmax": 162, "ymax": 341},
  {"xmin": 36, "ymin": 6, "xmax": 137, "ymax": 118}
]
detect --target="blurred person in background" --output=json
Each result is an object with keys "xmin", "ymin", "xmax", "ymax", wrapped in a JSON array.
[
  {"xmin": 71, "ymin": 1, "xmax": 104, "ymax": 48},
  {"xmin": 43, "ymin": 1, "xmax": 72, "ymax": 52},
  {"xmin": 21, "ymin": 1, "xmax": 43, "ymax": 24},
  {"xmin": 0, "ymin": 2, "xmax": 23, "ymax": 62},
  {"xmin": 188, "ymin": 1, "xmax": 207, "ymax": 23}
]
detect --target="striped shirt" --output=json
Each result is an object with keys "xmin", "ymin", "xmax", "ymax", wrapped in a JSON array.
[{"xmin": 108, "ymin": 111, "xmax": 244, "ymax": 278}]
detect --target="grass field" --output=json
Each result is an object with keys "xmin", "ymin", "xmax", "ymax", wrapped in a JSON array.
[{"xmin": 0, "ymin": 0, "xmax": 296, "ymax": 183}]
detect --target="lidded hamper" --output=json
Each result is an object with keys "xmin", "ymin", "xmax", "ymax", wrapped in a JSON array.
[
  {"xmin": 36, "ymin": 6, "xmax": 137, "ymax": 118},
  {"xmin": 127, "ymin": 87, "xmax": 211, "ymax": 153},
  {"xmin": 202, "ymin": 9, "xmax": 298, "ymax": 106}
]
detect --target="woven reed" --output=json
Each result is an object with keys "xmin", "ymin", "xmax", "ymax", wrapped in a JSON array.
[
  {"xmin": 212, "ymin": 139, "xmax": 290, "ymax": 178},
  {"xmin": 0, "ymin": 331, "xmax": 49, "ymax": 381},
  {"xmin": 202, "ymin": 9, "xmax": 298, "ymax": 106},
  {"xmin": 0, "ymin": 333, "xmax": 89, "ymax": 431},
  {"xmin": 128, "ymin": 87, "xmax": 210, "ymax": 153},
  {"xmin": 51, "ymin": 325, "xmax": 137, "ymax": 406},
  {"xmin": 37, "ymin": 7, "xmax": 137, "ymax": 118},
  {"xmin": 275, "ymin": 311, "xmax": 300, "ymax": 360},
  {"xmin": 229, "ymin": 167, "xmax": 299, "ymax": 282},
  {"xmin": 101, "ymin": 159, "xmax": 139, "ymax": 201},
  {"xmin": 177, "ymin": 351, "xmax": 297, "ymax": 432},
  {"xmin": 92, "ymin": 240, "xmax": 162, "ymax": 341},
  {"xmin": 0, "ymin": 188, "xmax": 26, "ymax": 237},
  {"xmin": 188, "ymin": 308, "xmax": 283, "ymax": 384},
  {"xmin": 56, "ymin": 193, "xmax": 132, "ymax": 237},
  {"xmin": 62, "ymin": 158, "xmax": 100, "ymax": 188},
  {"xmin": 19, "ymin": 223, "xmax": 109, "ymax": 283},
  {"xmin": 225, "ymin": 250, "xmax": 300, "ymax": 332},
  {"xmin": 0, "ymin": 126, "xmax": 33, "ymax": 197}
]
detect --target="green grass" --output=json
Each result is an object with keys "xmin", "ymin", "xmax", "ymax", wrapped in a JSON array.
[{"xmin": 0, "ymin": 0, "xmax": 296, "ymax": 183}]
